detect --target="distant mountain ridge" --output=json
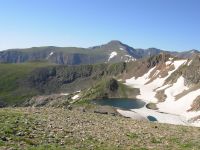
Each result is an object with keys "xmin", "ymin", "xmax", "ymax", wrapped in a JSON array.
[{"xmin": 0, "ymin": 40, "xmax": 199, "ymax": 65}]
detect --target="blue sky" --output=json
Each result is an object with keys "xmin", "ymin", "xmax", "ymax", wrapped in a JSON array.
[{"xmin": 0, "ymin": 0, "xmax": 199, "ymax": 51}]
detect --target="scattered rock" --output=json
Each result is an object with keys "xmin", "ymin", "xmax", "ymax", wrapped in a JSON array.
[
  {"xmin": 16, "ymin": 131, "xmax": 25, "ymax": 136},
  {"xmin": 146, "ymin": 103, "xmax": 158, "ymax": 110},
  {"xmin": 1, "ymin": 136, "xmax": 8, "ymax": 141}
]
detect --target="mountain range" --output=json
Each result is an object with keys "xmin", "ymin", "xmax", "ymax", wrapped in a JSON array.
[
  {"xmin": 0, "ymin": 40, "xmax": 200, "ymax": 127},
  {"xmin": 0, "ymin": 40, "xmax": 199, "ymax": 65}
]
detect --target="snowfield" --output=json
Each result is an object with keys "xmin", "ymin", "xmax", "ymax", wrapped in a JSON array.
[
  {"xmin": 158, "ymin": 89, "xmax": 200, "ymax": 118},
  {"xmin": 125, "ymin": 60, "xmax": 187, "ymax": 103},
  {"xmin": 120, "ymin": 59, "xmax": 200, "ymax": 127},
  {"xmin": 117, "ymin": 108, "xmax": 187, "ymax": 126},
  {"xmin": 108, "ymin": 51, "xmax": 117, "ymax": 61}
]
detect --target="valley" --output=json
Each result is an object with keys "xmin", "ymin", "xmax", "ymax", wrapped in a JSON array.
[
  {"xmin": 1, "ymin": 0, "xmax": 200, "ymax": 149},
  {"xmin": 0, "ymin": 41, "xmax": 200, "ymax": 149}
]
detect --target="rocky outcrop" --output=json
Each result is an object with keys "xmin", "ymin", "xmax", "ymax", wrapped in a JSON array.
[
  {"xmin": 188, "ymin": 96, "xmax": 200, "ymax": 112},
  {"xmin": 0, "ymin": 101, "xmax": 6, "ymax": 108},
  {"xmin": 183, "ymin": 54, "xmax": 200, "ymax": 86},
  {"xmin": 23, "ymin": 94, "xmax": 70, "ymax": 108},
  {"xmin": 155, "ymin": 90, "xmax": 167, "ymax": 102}
]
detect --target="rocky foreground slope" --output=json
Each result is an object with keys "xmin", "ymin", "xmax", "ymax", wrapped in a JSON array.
[{"xmin": 0, "ymin": 108, "xmax": 200, "ymax": 150}]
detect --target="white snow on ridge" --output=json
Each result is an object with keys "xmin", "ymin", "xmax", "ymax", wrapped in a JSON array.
[
  {"xmin": 120, "ymin": 48, "xmax": 124, "ymax": 51},
  {"xmin": 49, "ymin": 52, "xmax": 54, "ymax": 56},
  {"xmin": 166, "ymin": 61, "xmax": 172, "ymax": 66},
  {"xmin": 120, "ymin": 59, "xmax": 200, "ymax": 126},
  {"xmin": 125, "ymin": 66, "xmax": 159, "ymax": 103},
  {"xmin": 173, "ymin": 59, "xmax": 187, "ymax": 69},
  {"xmin": 158, "ymin": 88, "xmax": 200, "ymax": 116},
  {"xmin": 124, "ymin": 55, "xmax": 136, "ymax": 62},
  {"xmin": 60, "ymin": 93, "xmax": 69, "ymax": 96},
  {"xmin": 164, "ymin": 76, "xmax": 188, "ymax": 100},
  {"xmin": 125, "ymin": 59, "xmax": 187, "ymax": 103},
  {"xmin": 72, "ymin": 94, "xmax": 80, "ymax": 100},
  {"xmin": 71, "ymin": 90, "xmax": 81, "ymax": 100},
  {"xmin": 46, "ymin": 52, "xmax": 54, "ymax": 59},
  {"xmin": 108, "ymin": 51, "xmax": 117, "ymax": 61}
]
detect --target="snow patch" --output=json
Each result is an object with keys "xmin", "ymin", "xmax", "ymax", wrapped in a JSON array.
[
  {"xmin": 72, "ymin": 94, "xmax": 80, "ymax": 100},
  {"xmin": 49, "ymin": 52, "xmax": 54, "ymax": 56},
  {"xmin": 124, "ymin": 55, "xmax": 136, "ymax": 62},
  {"xmin": 125, "ymin": 60, "xmax": 187, "ymax": 104},
  {"xmin": 117, "ymin": 109, "xmax": 147, "ymax": 121},
  {"xmin": 47, "ymin": 52, "xmax": 54, "ymax": 59},
  {"xmin": 165, "ymin": 76, "xmax": 188, "ymax": 99},
  {"xmin": 166, "ymin": 61, "xmax": 172, "ymax": 66},
  {"xmin": 108, "ymin": 51, "xmax": 117, "ymax": 61},
  {"xmin": 120, "ymin": 48, "xmax": 124, "ymax": 51},
  {"xmin": 60, "ymin": 93, "xmax": 69, "ymax": 96},
  {"xmin": 75, "ymin": 90, "xmax": 81, "ymax": 93},
  {"xmin": 125, "ymin": 54, "xmax": 132, "ymax": 57},
  {"xmin": 158, "ymin": 88, "xmax": 200, "ymax": 116},
  {"xmin": 124, "ymin": 59, "xmax": 200, "ymax": 126},
  {"xmin": 117, "ymin": 108, "xmax": 187, "ymax": 126}
]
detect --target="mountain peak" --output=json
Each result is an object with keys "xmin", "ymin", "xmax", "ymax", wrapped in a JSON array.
[
  {"xmin": 89, "ymin": 40, "xmax": 124, "ymax": 49},
  {"xmin": 107, "ymin": 40, "xmax": 122, "ymax": 45},
  {"xmin": 189, "ymin": 49, "xmax": 199, "ymax": 53}
]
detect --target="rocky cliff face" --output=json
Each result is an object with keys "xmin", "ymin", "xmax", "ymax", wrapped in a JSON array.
[
  {"xmin": 183, "ymin": 54, "xmax": 200, "ymax": 86},
  {"xmin": 0, "ymin": 48, "xmax": 107, "ymax": 65}
]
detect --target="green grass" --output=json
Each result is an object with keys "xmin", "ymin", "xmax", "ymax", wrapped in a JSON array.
[
  {"xmin": 0, "ymin": 109, "xmax": 44, "ymax": 149},
  {"xmin": 28, "ymin": 145, "xmax": 65, "ymax": 150},
  {"xmin": 151, "ymin": 137, "xmax": 162, "ymax": 144},
  {"xmin": 180, "ymin": 142, "xmax": 194, "ymax": 149},
  {"xmin": 1, "ymin": 108, "xmax": 200, "ymax": 150},
  {"xmin": 126, "ymin": 133, "xmax": 139, "ymax": 139},
  {"xmin": 78, "ymin": 77, "xmax": 138, "ymax": 105},
  {"xmin": 118, "ymin": 82, "xmax": 128, "ymax": 97},
  {"xmin": 0, "ymin": 62, "xmax": 55, "ymax": 105}
]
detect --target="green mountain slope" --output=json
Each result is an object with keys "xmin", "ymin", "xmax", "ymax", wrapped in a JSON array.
[
  {"xmin": 0, "ymin": 62, "xmax": 56, "ymax": 106},
  {"xmin": 0, "ymin": 62, "xmax": 127, "ymax": 106}
]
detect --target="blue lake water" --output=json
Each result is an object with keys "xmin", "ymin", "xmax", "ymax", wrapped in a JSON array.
[{"xmin": 92, "ymin": 98, "xmax": 146, "ymax": 110}]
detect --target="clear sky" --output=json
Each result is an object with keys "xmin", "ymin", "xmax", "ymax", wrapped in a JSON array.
[{"xmin": 0, "ymin": 0, "xmax": 199, "ymax": 51}]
